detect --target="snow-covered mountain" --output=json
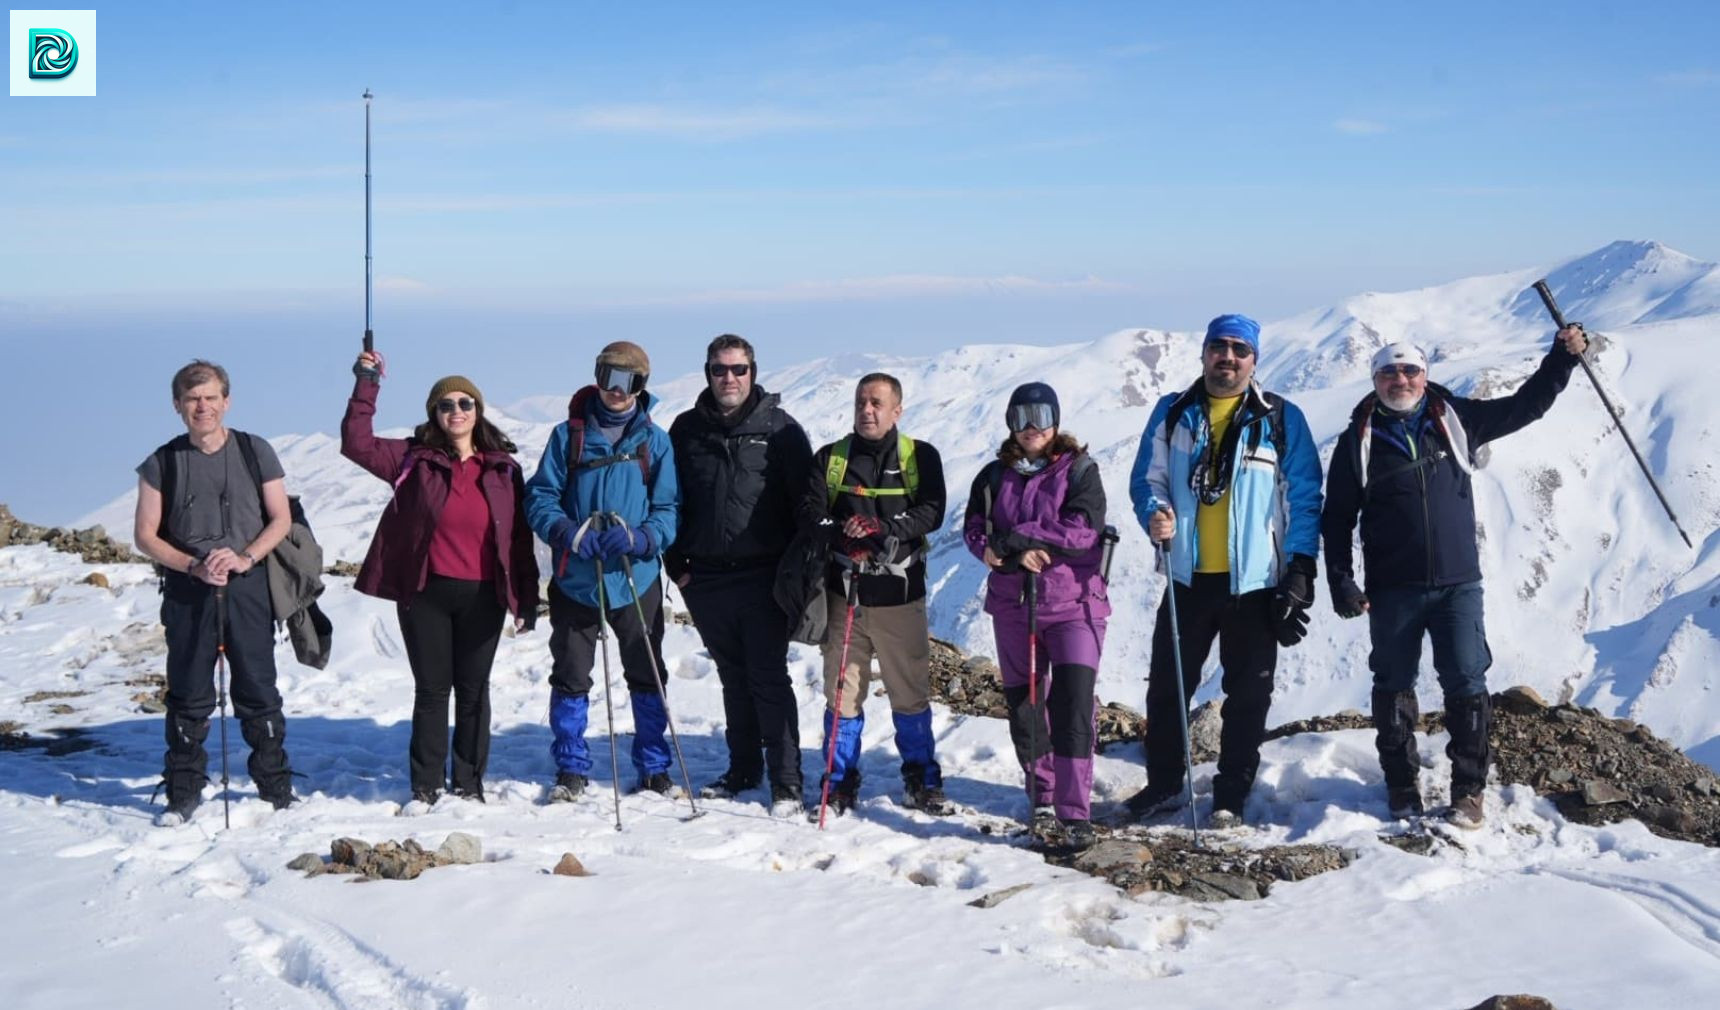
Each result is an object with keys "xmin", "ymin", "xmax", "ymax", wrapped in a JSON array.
[{"xmin": 83, "ymin": 240, "xmax": 1720, "ymax": 763}]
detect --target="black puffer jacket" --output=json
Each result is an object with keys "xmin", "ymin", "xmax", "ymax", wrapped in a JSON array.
[
  {"xmin": 1322, "ymin": 345, "xmax": 1581, "ymax": 593},
  {"xmin": 799, "ymin": 428, "xmax": 947, "ymax": 607},
  {"xmin": 666, "ymin": 386, "xmax": 812, "ymax": 578}
]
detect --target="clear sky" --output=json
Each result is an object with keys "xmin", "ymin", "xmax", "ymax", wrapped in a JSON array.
[{"xmin": 3, "ymin": 1, "xmax": 1717, "ymax": 522}]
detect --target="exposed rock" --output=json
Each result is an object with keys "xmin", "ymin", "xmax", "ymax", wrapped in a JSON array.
[
  {"xmin": 331, "ymin": 837, "xmax": 372, "ymax": 865},
  {"xmin": 1073, "ymin": 840, "xmax": 1152, "ymax": 876},
  {"xmin": 1580, "ymin": 780, "xmax": 1629, "ymax": 806},
  {"xmin": 325, "ymin": 560, "xmax": 362, "ymax": 578},
  {"xmin": 436, "ymin": 832, "xmax": 482, "ymax": 865},
  {"xmin": 1046, "ymin": 830, "xmax": 1355, "ymax": 902},
  {"xmin": 286, "ymin": 853, "xmax": 325, "ymax": 875},
  {"xmin": 967, "ymin": 883, "xmax": 1032, "ymax": 908},
  {"xmin": 82, "ymin": 572, "xmax": 110, "ymax": 588},
  {"xmin": 1461, "ymin": 997, "xmax": 1559, "ymax": 1010},
  {"xmin": 0, "ymin": 504, "xmax": 149, "ymax": 564},
  {"xmin": 1496, "ymin": 686, "xmax": 1548, "ymax": 714},
  {"xmin": 553, "ymin": 852, "xmax": 590, "ymax": 877}
]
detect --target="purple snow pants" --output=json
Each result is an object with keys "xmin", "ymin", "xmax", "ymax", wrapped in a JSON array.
[{"xmin": 993, "ymin": 611, "xmax": 1105, "ymax": 821}]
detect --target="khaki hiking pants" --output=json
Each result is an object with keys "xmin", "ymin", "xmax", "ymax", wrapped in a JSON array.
[{"xmin": 821, "ymin": 595, "xmax": 932, "ymax": 718}]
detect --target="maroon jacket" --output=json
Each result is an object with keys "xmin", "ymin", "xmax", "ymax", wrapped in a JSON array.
[{"xmin": 341, "ymin": 378, "xmax": 540, "ymax": 621}]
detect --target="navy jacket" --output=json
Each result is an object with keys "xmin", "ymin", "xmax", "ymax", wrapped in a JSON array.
[{"xmin": 1322, "ymin": 346, "xmax": 1581, "ymax": 592}]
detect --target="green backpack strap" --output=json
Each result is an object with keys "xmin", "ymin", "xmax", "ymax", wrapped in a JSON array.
[{"xmin": 825, "ymin": 434, "xmax": 920, "ymax": 506}]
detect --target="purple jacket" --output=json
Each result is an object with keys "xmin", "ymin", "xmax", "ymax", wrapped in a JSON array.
[
  {"xmin": 341, "ymin": 378, "xmax": 541, "ymax": 620},
  {"xmin": 962, "ymin": 450, "xmax": 1110, "ymax": 623}
]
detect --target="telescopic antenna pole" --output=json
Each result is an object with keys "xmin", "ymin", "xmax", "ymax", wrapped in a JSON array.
[{"xmin": 363, "ymin": 88, "xmax": 374, "ymax": 353}]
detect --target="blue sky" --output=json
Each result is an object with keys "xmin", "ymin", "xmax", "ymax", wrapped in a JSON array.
[{"xmin": 3, "ymin": 1, "xmax": 1718, "ymax": 522}]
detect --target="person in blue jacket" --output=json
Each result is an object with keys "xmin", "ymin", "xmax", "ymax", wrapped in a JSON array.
[
  {"xmin": 1123, "ymin": 314, "xmax": 1324, "ymax": 827},
  {"xmin": 526, "ymin": 341, "xmax": 680, "ymax": 801}
]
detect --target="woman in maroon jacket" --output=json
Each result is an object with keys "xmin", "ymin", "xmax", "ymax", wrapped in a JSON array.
[{"xmin": 342, "ymin": 351, "xmax": 541, "ymax": 805}]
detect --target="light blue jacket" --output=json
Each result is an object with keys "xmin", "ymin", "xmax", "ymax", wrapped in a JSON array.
[
  {"xmin": 1128, "ymin": 380, "xmax": 1322, "ymax": 594},
  {"xmin": 526, "ymin": 388, "xmax": 679, "ymax": 607}
]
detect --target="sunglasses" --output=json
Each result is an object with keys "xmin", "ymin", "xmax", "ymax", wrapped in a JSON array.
[
  {"xmin": 1375, "ymin": 364, "xmax": 1424, "ymax": 378},
  {"xmin": 706, "ymin": 362, "xmax": 752, "ymax": 379},
  {"xmin": 1006, "ymin": 402, "xmax": 1057, "ymax": 433},
  {"xmin": 1205, "ymin": 338, "xmax": 1255, "ymax": 359},
  {"xmin": 596, "ymin": 365, "xmax": 647, "ymax": 395},
  {"xmin": 436, "ymin": 397, "xmax": 476, "ymax": 415}
]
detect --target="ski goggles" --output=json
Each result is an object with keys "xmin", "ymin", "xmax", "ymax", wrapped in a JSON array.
[
  {"xmin": 706, "ymin": 362, "xmax": 751, "ymax": 379},
  {"xmin": 1204, "ymin": 337, "xmax": 1255, "ymax": 359},
  {"xmin": 596, "ymin": 365, "xmax": 647, "ymax": 395},
  {"xmin": 436, "ymin": 397, "xmax": 477, "ymax": 415},
  {"xmin": 1006, "ymin": 402, "xmax": 1056, "ymax": 433},
  {"xmin": 1374, "ymin": 364, "xmax": 1424, "ymax": 378}
]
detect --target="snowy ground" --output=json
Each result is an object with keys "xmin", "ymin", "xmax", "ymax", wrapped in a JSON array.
[{"xmin": 4, "ymin": 544, "xmax": 1719, "ymax": 1009}]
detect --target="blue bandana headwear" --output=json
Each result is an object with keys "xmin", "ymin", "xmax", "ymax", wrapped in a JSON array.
[{"xmin": 1205, "ymin": 314, "xmax": 1261, "ymax": 358}]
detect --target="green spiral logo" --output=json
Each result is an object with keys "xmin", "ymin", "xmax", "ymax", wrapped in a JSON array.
[{"xmin": 28, "ymin": 29, "xmax": 78, "ymax": 80}]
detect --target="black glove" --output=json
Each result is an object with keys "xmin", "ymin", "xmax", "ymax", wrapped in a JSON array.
[
  {"xmin": 1331, "ymin": 576, "xmax": 1369, "ymax": 619},
  {"xmin": 1271, "ymin": 554, "xmax": 1317, "ymax": 647}
]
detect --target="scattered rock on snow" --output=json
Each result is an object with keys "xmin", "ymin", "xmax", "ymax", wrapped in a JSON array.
[
  {"xmin": 436, "ymin": 831, "xmax": 482, "ymax": 865},
  {"xmin": 286, "ymin": 853, "xmax": 325, "ymax": 875},
  {"xmin": 553, "ymin": 853, "xmax": 590, "ymax": 877},
  {"xmin": 967, "ymin": 883, "xmax": 1033, "ymax": 908},
  {"xmin": 1461, "ymin": 997, "xmax": 1559, "ymax": 1010},
  {"xmin": 1046, "ymin": 830, "xmax": 1354, "ymax": 902}
]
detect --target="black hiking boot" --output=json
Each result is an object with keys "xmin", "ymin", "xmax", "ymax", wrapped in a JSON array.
[
  {"xmin": 902, "ymin": 764, "xmax": 954, "ymax": 816},
  {"xmin": 636, "ymin": 772, "xmax": 677, "ymax": 796},
  {"xmin": 1123, "ymin": 781, "xmax": 1188, "ymax": 820},
  {"xmin": 156, "ymin": 788, "xmax": 201, "ymax": 827},
  {"xmin": 548, "ymin": 772, "xmax": 588, "ymax": 803},
  {"xmin": 769, "ymin": 783, "xmax": 806, "ymax": 819},
  {"xmin": 450, "ymin": 786, "xmax": 485, "ymax": 804},
  {"xmin": 1060, "ymin": 819, "xmax": 1096, "ymax": 848},
  {"xmin": 816, "ymin": 773, "xmax": 861, "ymax": 819},
  {"xmin": 1029, "ymin": 805, "xmax": 1059, "ymax": 843},
  {"xmin": 412, "ymin": 788, "xmax": 442, "ymax": 807},
  {"xmin": 699, "ymin": 769, "xmax": 762, "ymax": 800},
  {"xmin": 258, "ymin": 779, "xmax": 298, "ymax": 811}
]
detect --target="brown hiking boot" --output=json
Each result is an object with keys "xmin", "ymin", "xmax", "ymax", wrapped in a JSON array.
[{"xmin": 1447, "ymin": 792, "xmax": 1485, "ymax": 830}]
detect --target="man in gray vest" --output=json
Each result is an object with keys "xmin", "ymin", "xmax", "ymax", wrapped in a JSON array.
[{"xmin": 134, "ymin": 360, "xmax": 297, "ymax": 825}]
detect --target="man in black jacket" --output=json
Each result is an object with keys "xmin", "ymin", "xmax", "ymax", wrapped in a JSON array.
[
  {"xmin": 667, "ymin": 335, "xmax": 814, "ymax": 816},
  {"xmin": 800, "ymin": 373, "xmax": 952, "ymax": 816},
  {"xmin": 1322, "ymin": 326, "xmax": 1589, "ymax": 829}
]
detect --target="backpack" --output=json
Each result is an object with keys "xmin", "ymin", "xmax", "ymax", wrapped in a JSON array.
[
  {"xmin": 566, "ymin": 390, "xmax": 652, "ymax": 484},
  {"xmin": 774, "ymin": 528, "xmax": 833, "ymax": 646},
  {"xmin": 152, "ymin": 431, "xmax": 333, "ymax": 667},
  {"xmin": 824, "ymin": 433, "xmax": 918, "ymax": 506}
]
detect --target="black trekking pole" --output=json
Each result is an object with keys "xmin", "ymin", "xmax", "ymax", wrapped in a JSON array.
[
  {"xmin": 606, "ymin": 512, "xmax": 702, "ymax": 819},
  {"xmin": 589, "ymin": 515, "xmax": 625, "ymax": 831},
  {"xmin": 1532, "ymin": 279, "xmax": 1694, "ymax": 549},
  {"xmin": 1025, "ymin": 571, "xmax": 1044, "ymax": 813},
  {"xmin": 361, "ymin": 88, "xmax": 374, "ymax": 357},
  {"xmin": 816, "ymin": 565, "xmax": 862, "ymax": 830},
  {"xmin": 1159, "ymin": 543, "xmax": 1199, "ymax": 847},
  {"xmin": 214, "ymin": 586, "xmax": 232, "ymax": 830}
]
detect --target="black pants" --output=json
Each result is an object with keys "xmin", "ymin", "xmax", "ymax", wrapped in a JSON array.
[
  {"xmin": 398, "ymin": 576, "xmax": 505, "ymax": 795},
  {"xmin": 160, "ymin": 567, "xmax": 289, "ymax": 797},
  {"xmin": 547, "ymin": 579, "xmax": 665, "ymax": 697},
  {"xmin": 681, "ymin": 565, "xmax": 801, "ymax": 791},
  {"xmin": 1145, "ymin": 572, "xmax": 1277, "ymax": 812}
]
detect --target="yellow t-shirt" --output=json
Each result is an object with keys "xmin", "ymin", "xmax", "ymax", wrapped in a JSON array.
[{"xmin": 1195, "ymin": 394, "xmax": 1243, "ymax": 573}]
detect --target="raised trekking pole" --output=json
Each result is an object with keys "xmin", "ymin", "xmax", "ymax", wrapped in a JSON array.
[
  {"xmin": 1026, "ymin": 571, "xmax": 1044, "ymax": 811},
  {"xmin": 1159, "ymin": 542, "xmax": 1200, "ymax": 848},
  {"xmin": 214, "ymin": 586, "xmax": 232, "ymax": 830},
  {"xmin": 589, "ymin": 515, "xmax": 625, "ymax": 831},
  {"xmin": 816, "ymin": 564, "xmax": 862, "ymax": 830},
  {"xmin": 1532, "ymin": 279, "xmax": 1694, "ymax": 549},
  {"xmin": 362, "ymin": 88, "xmax": 374, "ymax": 357},
  {"xmin": 606, "ymin": 512, "xmax": 702, "ymax": 818}
]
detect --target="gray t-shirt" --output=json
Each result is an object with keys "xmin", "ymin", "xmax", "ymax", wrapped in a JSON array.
[{"xmin": 137, "ymin": 432, "xmax": 286, "ymax": 557}]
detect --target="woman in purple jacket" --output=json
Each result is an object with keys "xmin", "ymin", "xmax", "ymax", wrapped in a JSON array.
[
  {"xmin": 963, "ymin": 383, "xmax": 1109, "ymax": 846},
  {"xmin": 342, "ymin": 351, "xmax": 541, "ymax": 806}
]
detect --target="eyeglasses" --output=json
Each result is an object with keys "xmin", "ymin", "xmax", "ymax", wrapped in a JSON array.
[
  {"xmin": 1375, "ymin": 364, "xmax": 1424, "ymax": 379},
  {"xmin": 1006, "ymin": 402, "xmax": 1056, "ymax": 433},
  {"xmin": 1204, "ymin": 338, "xmax": 1255, "ymax": 359},
  {"xmin": 436, "ymin": 397, "xmax": 476, "ymax": 415},
  {"xmin": 706, "ymin": 362, "xmax": 752, "ymax": 379},
  {"xmin": 596, "ymin": 365, "xmax": 647, "ymax": 395}
]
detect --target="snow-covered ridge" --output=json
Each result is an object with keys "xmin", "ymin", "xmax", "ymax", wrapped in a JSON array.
[{"xmin": 80, "ymin": 241, "xmax": 1720, "ymax": 761}]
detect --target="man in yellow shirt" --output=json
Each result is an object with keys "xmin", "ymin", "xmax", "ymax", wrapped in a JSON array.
[{"xmin": 1125, "ymin": 314, "xmax": 1324, "ymax": 827}]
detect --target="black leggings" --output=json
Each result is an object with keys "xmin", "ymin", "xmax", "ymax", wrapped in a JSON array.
[{"xmin": 398, "ymin": 576, "xmax": 505, "ymax": 795}]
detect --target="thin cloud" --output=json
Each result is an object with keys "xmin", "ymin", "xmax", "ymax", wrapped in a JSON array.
[
  {"xmin": 1655, "ymin": 69, "xmax": 1720, "ymax": 86},
  {"xmin": 1333, "ymin": 118, "xmax": 1389, "ymax": 135},
  {"xmin": 375, "ymin": 276, "xmax": 431, "ymax": 294},
  {"xmin": 564, "ymin": 104, "xmax": 835, "ymax": 139},
  {"xmin": 636, "ymin": 274, "xmax": 1133, "ymax": 306}
]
